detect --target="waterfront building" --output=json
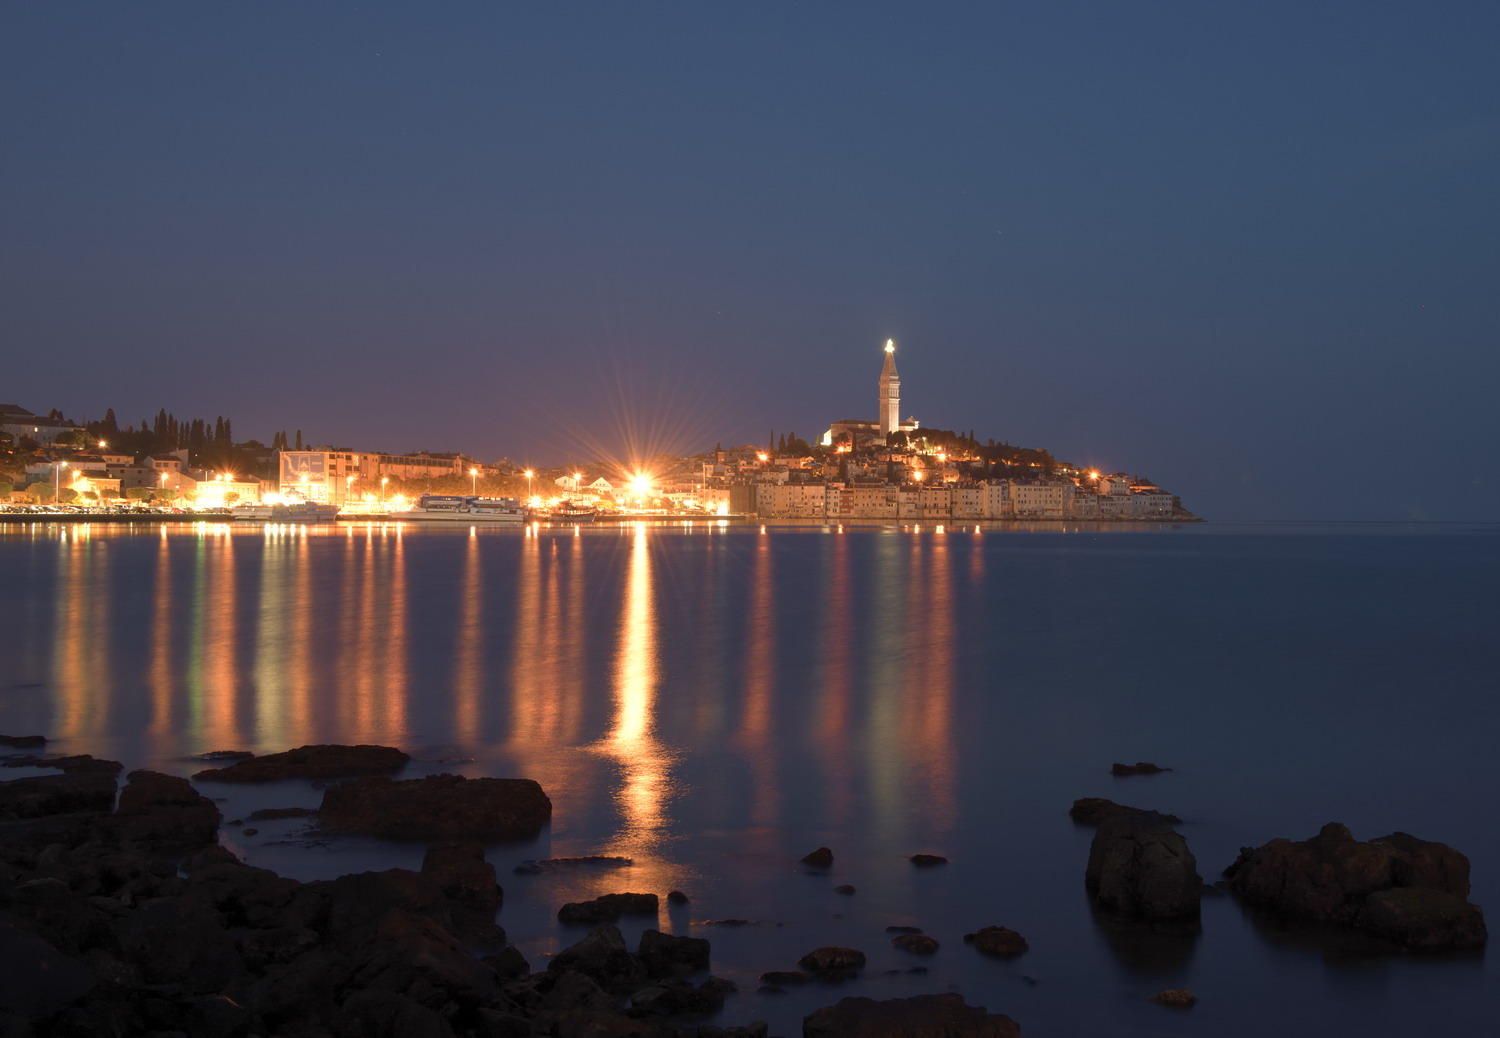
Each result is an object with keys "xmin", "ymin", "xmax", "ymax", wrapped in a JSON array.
[{"xmin": 0, "ymin": 404, "xmax": 80, "ymax": 445}]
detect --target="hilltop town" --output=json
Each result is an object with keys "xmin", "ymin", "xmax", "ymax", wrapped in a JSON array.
[{"xmin": 0, "ymin": 344, "xmax": 1194, "ymax": 521}]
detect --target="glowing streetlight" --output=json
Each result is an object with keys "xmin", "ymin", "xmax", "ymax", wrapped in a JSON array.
[
  {"xmin": 97, "ymin": 439, "xmax": 107, "ymax": 449},
  {"xmin": 380, "ymin": 476, "xmax": 390, "ymax": 509},
  {"xmin": 572, "ymin": 471, "xmax": 583, "ymax": 493},
  {"xmin": 54, "ymin": 460, "xmax": 68, "ymax": 499},
  {"xmin": 524, "ymin": 469, "xmax": 534, "ymax": 499},
  {"xmin": 469, "ymin": 466, "xmax": 478, "ymax": 495}
]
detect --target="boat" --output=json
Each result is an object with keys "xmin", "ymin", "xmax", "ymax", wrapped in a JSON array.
[
  {"xmin": 231, "ymin": 501, "xmax": 340, "ymax": 522},
  {"xmin": 547, "ymin": 501, "xmax": 598, "ymax": 522},
  {"xmin": 392, "ymin": 495, "xmax": 526, "ymax": 523}
]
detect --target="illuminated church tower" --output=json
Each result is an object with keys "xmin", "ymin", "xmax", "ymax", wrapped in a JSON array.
[{"xmin": 878, "ymin": 339, "xmax": 901, "ymax": 439}]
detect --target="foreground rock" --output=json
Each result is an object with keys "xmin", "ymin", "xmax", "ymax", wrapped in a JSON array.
[
  {"xmin": 0, "ymin": 755, "xmax": 121, "ymax": 820},
  {"xmin": 1086, "ymin": 814, "xmax": 1201, "ymax": 919},
  {"xmin": 638, "ymin": 928, "xmax": 710, "ymax": 977},
  {"xmin": 1223, "ymin": 823, "xmax": 1487, "ymax": 950},
  {"xmin": 804, "ymin": 993, "xmax": 1021, "ymax": 1037},
  {"xmin": 319, "ymin": 773, "xmax": 552, "ymax": 840},
  {"xmin": 1112, "ymin": 761, "xmax": 1170, "ymax": 776},
  {"xmin": 192, "ymin": 743, "xmax": 409, "ymax": 782},
  {"xmin": 1070, "ymin": 797, "xmax": 1181, "ymax": 826},
  {"xmin": 965, "ymin": 926, "xmax": 1028, "ymax": 957},
  {"xmin": 557, "ymin": 891, "xmax": 659, "ymax": 924},
  {"xmin": 112, "ymin": 770, "xmax": 221, "ymax": 850},
  {"xmin": 420, "ymin": 842, "xmax": 503, "ymax": 941}
]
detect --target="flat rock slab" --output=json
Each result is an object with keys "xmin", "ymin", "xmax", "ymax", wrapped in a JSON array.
[
  {"xmin": 1071, "ymin": 797, "xmax": 1182, "ymax": 826},
  {"xmin": 319, "ymin": 773, "xmax": 551, "ymax": 840},
  {"xmin": 0, "ymin": 734, "xmax": 47, "ymax": 748},
  {"xmin": 193, "ymin": 744, "xmax": 409, "ymax": 783}
]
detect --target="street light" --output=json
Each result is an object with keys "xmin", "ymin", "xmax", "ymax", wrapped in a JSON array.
[
  {"xmin": 524, "ymin": 469, "xmax": 534, "ymax": 500},
  {"xmin": 54, "ymin": 461, "xmax": 68, "ymax": 500},
  {"xmin": 380, "ymin": 476, "xmax": 390, "ymax": 510},
  {"xmin": 469, "ymin": 466, "xmax": 478, "ymax": 495}
]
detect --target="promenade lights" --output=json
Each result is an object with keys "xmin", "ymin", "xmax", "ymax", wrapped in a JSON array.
[
  {"xmin": 380, "ymin": 476, "xmax": 390, "ymax": 509},
  {"xmin": 524, "ymin": 469, "xmax": 534, "ymax": 499},
  {"xmin": 469, "ymin": 466, "xmax": 478, "ymax": 494},
  {"xmin": 55, "ymin": 460, "xmax": 68, "ymax": 499}
]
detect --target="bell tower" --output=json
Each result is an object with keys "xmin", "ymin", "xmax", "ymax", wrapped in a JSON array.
[{"xmin": 878, "ymin": 339, "xmax": 901, "ymax": 439}]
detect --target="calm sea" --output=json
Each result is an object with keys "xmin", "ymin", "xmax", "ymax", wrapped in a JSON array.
[{"xmin": 1, "ymin": 520, "xmax": 1496, "ymax": 1036}]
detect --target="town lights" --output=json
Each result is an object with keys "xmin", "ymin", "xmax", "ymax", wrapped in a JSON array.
[{"xmin": 756, "ymin": 452, "xmax": 769, "ymax": 463}]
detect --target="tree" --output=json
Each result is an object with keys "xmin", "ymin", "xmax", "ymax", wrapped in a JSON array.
[
  {"xmin": 101, "ymin": 408, "xmax": 118, "ymax": 433},
  {"xmin": 126, "ymin": 487, "xmax": 153, "ymax": 501},
  {"xmin": 294, "ymin": 430, "xmax": 304, "ymax": 450}
]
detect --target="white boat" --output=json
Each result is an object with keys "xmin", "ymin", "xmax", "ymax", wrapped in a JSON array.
[
  {"xmin": 231, "ymin": 501, "xmax": 340, "ymax": 522},
  {"xmin": 393, "ymin": 495, "xmax": 526, "ymax": 523}
]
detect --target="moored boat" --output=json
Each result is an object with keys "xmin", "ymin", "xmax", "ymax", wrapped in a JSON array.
[
  {"xmin": 547, "ymin": 501, "xmax": 598, "ymax": 522},
  {"xmin": 231, "ymin": 501, "xmax": 339, "ymax": 522},
  {"xmin": 393, "ymin": 495, "xmax": 526, "ymax": 523}
]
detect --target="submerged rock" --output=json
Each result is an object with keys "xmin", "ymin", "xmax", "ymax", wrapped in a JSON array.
[
  {"xmin": 0, "ymin": 734, "xmax": 47, "ymax": 748},
  {"xmin": 319, "ymin": 773, "xmax": 551, "ymax": 840},
  {"xmin": 909, "ymin": 853, "xmax": 948, "ymax": 867},
  {"xmin": 964, "ymin": 926, "xmax": 1029, "ymax": 958},
  {"xmin": 247, "ymin": 806, "xmax": 318, "ymax": 821},
  {"xmin": 804, "ymin": 993, "xmax": 1021, "ymax": 1037},
  {"xmin": 1151, "ymin": 988, "xmax": 1197, "ymax": 1008},
  {"xmin": 1086, "ymin": 815, "xmax": 1202, "ymax": 919},
  {"xmin": 891, "ymin": 934, "xmax": 939, "ymax": 955},
  {"xmin": 513, "ymin": 854, "xmax": 632, "ymax": 875},
  {"xmin": 802, "ymin": 846, "xmax": 834, "ymax": 868},
  {"xmin": 760, "ymin": 970, "xmax": 809, "ymax": 985},
  {"xmin": 193, "ymin": 744, "xmax": 409, "ymax": 783},
  {"xmin": 1070, "ymin": 797, "xmax": 1181, "ymax": 826},
  {"xmin": 797, "ymin": 946, "xmax": 866, "ymax": 979},
  {"xmin": 557, "ymin": 892, "xmax": 659, "ymax": 924},
  {"xmin": 1111, "ymin": 761, "xmax": 1170, "ymax": 776},
  {"xmin": 834, "ymin": 884, "xmax": 856, "ymax": 895},
  {"xmin": 1223, "ymin": 823, "xmax": 1487, "ymax": 950}
]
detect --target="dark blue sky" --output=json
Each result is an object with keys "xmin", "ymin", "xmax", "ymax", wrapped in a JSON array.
[{"xmin": 4, "ymin": 2, "xmax": 1498, "ymax": 519}]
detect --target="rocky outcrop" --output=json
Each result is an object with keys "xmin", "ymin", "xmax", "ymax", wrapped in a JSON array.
[
  {"xmin": 0, "ymin": 734, "xmax": 47, "ymax": 748},
  {"xmin": 319, "ymin": 774, "xmax": 551, "ymax": 840},
  {"xmin": 1070, "ymin": 797, "xmax": 1181, "ymax": 826},
  {"xmin": 0, "ymin": 755, "xmax": 121, "ymax": 820},
  {"xmin": 964, "ymin": 926, "xmax": 1028, "ymax": 957},
  {"xmin": 557, "ymin": 892, "xmax": 659, "ymax": 924},
  {"xmin": 547, "ymin": 924, "xmax": 648, "ymax": 993},
  {"xmin": 420, "ymin": 843, "xmax": 502, "ymax": 942},
  {"xmin": 1111, "ymin": 761, "xmax": 1170, "ymax": 776},
  {"xmin": 804, "ymin": 993, "xmax": 1021, "ymax": 1037},
  {"xmin": 112, "ymin": 770, "xmax": 220, "ymax": 850},
  {"xmin": 797, "ymin": 946, "xmax": 866, "ymax": 980},
  {"xmin": 1223, "ymin": 823, "xmax": 1487, "ymax": 950},
  {"xmin": 193, "ymin": 744, "xmax": 409, "ymax": 782},
  {"xmin": 1086, "ymin": 815, "xmax": 1201, "ymax": 919},
  {"xmin": 638, "ymin": 928, "xmax": 710, "ymax": 977},
  {"xmin": 801, "ymin": 846, "xmax": 834, "ymax": 868}
]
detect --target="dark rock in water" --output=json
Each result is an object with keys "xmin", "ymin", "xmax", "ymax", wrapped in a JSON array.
[
  {"xmin": 558, "ymin": 891, "xmax": 659, "ymax": 924},
  {"xmin": 193, "ymin": 743, "xmax": 409, "ymax": 783},
  {"xmin": 892, "ymin": 934, "xmax": 939, "ymax": 955},
  {"xmin": 797, "ymin": 946, "xmax": 866, "ymax": 979},
  {"xmin": 421, "ymin": 842, "xmax": 502, "ymax": 940},
  {"xmin": 113, "ymin": 769, "xmax": 221, "ymax": 850},
  {"xmin": 247, "ymin": 806, "xmax": 318, "ymax": 821},
  {"xmin": 0, "ymin": 734, "xmax": 46, "ymax": 748},
  {"xmin": 885, "ymin": 925, "xmax": 923, "ymax": 934},
  {"xmin": 1112, "ymin": 761, "xmax": 1170, "ymax": 776},
  {"xmin": 638, "ymin": 927, "xmax": 710, "ymax": 977},
  {"xmin": 804, "ymin": 993, "xmax": 1021, "ymax": 1038},
  {"xmin": 702, "ymin": 918, "xmax": 754, "ymax": 926},
  {"xmin": 630, "ymin": 975, "xmax": 735, "ymax": 1016},
  {"xmin": 319, "ymin": 773, "xmax": 551, "ymax": 840},
  {"xmin": 483, "ymin": 944, "xmax": 530, "ymax": 980},
  {"xmin": 667, "ymin": 889, "xmax": 690, "ymax": 905},
  {"xmin": 1070, "ymin": 797, "xmax": 1181, "ymax": 826},
  {"xmin": 513, "ymin": 854, "xmax": 633, "ymax": 875},
  {"xmin": 964, "ymin": 926, "xmax": 1029, "ymax": 958},
  {"xmin": 802, "ymin": 846, "xmax": 834, "ymax": 868},
  {"xmin": 0, "ymin": 755, "xmax": 120, "ymax": 820},
  {"xmin": 1151, "ymin": 988, "xmax": 1197, "ymax": 1008},
  {"xmin": 1086, "ymin": 814, "xmax": 1202, "ymax": 919},
  {"xmin": 548, "ymin": 924, "xmax": 648, "ymax": 993},
  {"xmin": 0, "ymin": 917, "xmax": 96, "ymax": 1015},
  {"xmin": 191, "ymin": 749, "xmax": 254, "ymax": 763},
  {"xmin": 834, "ymin": 884, "xmax": 856, "ymax": 895},
  {"xmin": 241, "ymin": 828, "xmax": 258, "ymax": 836},
  {"xmin": 1223, "ymin": 823, "xmax": 1487, "ymax": 950},
  {"xmin": 910, "ymin": 853, "xmax": 948, "ymax": 867},
  {"xmin": 760, "ymin": 970, "xmax": 809, "ymax": 985}
]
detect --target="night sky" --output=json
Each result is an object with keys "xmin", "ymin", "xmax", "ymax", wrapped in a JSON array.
[{"xmin": 4, "ymin": 3, "xmax": 1498, "ymax": 520}]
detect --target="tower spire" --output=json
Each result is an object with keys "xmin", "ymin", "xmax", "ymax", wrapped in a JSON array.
[{"xmin": 878, "ymin": 339, "xmax": 901, "ymax": 439}]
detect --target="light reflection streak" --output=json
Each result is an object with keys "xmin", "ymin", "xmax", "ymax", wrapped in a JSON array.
[
  {"xmin": 453, "ymin": 530, "xmax": 483, "ymax": 744},
  {"xmin": 148, "ymin": 531, "xmax": 174, "ymax": 742},
  {"xmin": 202, "ymin": 530, "xmax": 237, "ymax": 747},
  {"xmin": 739, "ymin": 528, "xmax": 777, "ymax": 826}
]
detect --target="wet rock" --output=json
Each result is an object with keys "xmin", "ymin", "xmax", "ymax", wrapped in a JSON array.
[
  {"xmin": 667, "ymin": 890, "xmax": 690, "ymax": 905},
  {"xmin": 112, "ymin": 769, "xmax": 221, "ymax": 850},
  {"xmin": 909, "ymin": 853, "xmax": 948, "ymax": 867},
  {"xmin": 0, "ymin": 757, "xmax": 120, "ymax": 820},
  {"xmin": 548, "ymin": 924, "xmax": 648, "ymax": 993},
  {"xmin": 193, "ymin": 743, "xmax": 410, "ymax": 782},
  {"xmin": 115, "ymin": 895, "xmax": 244, "ymax": 993},
  {"xmin": 558, "ymin": 892, "xmax": 660, "ymax": 924},
  {"xmin": 964, "ymin": 926, "xmax": 1028, "ymax": 957},
  {"xmin": 333, "ymin": 988, "xmax": 456, "ymax": 1038},
  {"xmin": 629, "ymin": 975, "xmax": 735, "ymax": 1017},
  {"xmin": 421, "ymin": 842, "xmax": 503, "ymax": 939},
  {"xmin": 319, "ymin": 773, "xmax": 551, "ymax": 841},
  {"xmin": 1086, "ymin": 814, "xmax": 1202, "ymax": 919},
  {"xmin": 797, "ymin": 946, "xmax": 866, "ymax": 979},
  {"xmin": 760, "ymin": 970, "xmax": 809, "ymax": 985},
  {"xmin": 802, "ymin": 846, "xmax": 834, "ymax": 869},
  {"xmin": 1070, "ymin": 797, "xmax": 1181, "ymax": 826},
  {"xmin": 1150, "ymin": 988, "xmax": 1197, "ymax": 1008},
  {"xmin": 514, "ymin": 854, "xmax": 633, "ymax": 875},
  {"xmin": 804, "ymin": 993, "xmax": 1021, "ymax": 1037},
  {"xmin": 483, "ymin": 944, "xmax": 530, "ymax": 980},
  {"xmin": 241, "ymin": 827, "xmax": 258, "ymax": 836},
  {"xmin": 537, "ymin": 968, "xmax": 618, "ymax": 1012},
  {"xmin": 1112, "ymin": 761, "xmax": 1170, "ymax": 776},
  {"xmin": 0, "ymin": 734, "xmax": 46, "ymax": 748},
  {"xmin": 191, "ymin": 749, "xmax": 254, "ymax": 763},
  {"xmin": 247, "ymin": 806, "xmax": 319, "ymax": 821},
  {"xmin": 638, "ymin": 928, "xmax": 710, "ymax": 977},
  {"xmin": 891, "ymin": 934, "xmax": 939, "ymax": 954},
  {"xmin": 1223, "ymin": 823, "xmax": 1487, "ymax": 950},
  {"xmin": 834, "ymin": 884, "xmax": 856, "ymax": 895},
  {"xmin": 188, "ymin": 860, "xmax": 300, "ymax": 928},
  {"xmin": 885, "ymin": 925, "xmax": 923, "ymax": 934}
]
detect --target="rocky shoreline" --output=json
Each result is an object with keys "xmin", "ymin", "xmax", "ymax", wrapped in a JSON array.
[{"xmin": 0, "ymin": 742, "xmax": 1487, "ymax": 1037}]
